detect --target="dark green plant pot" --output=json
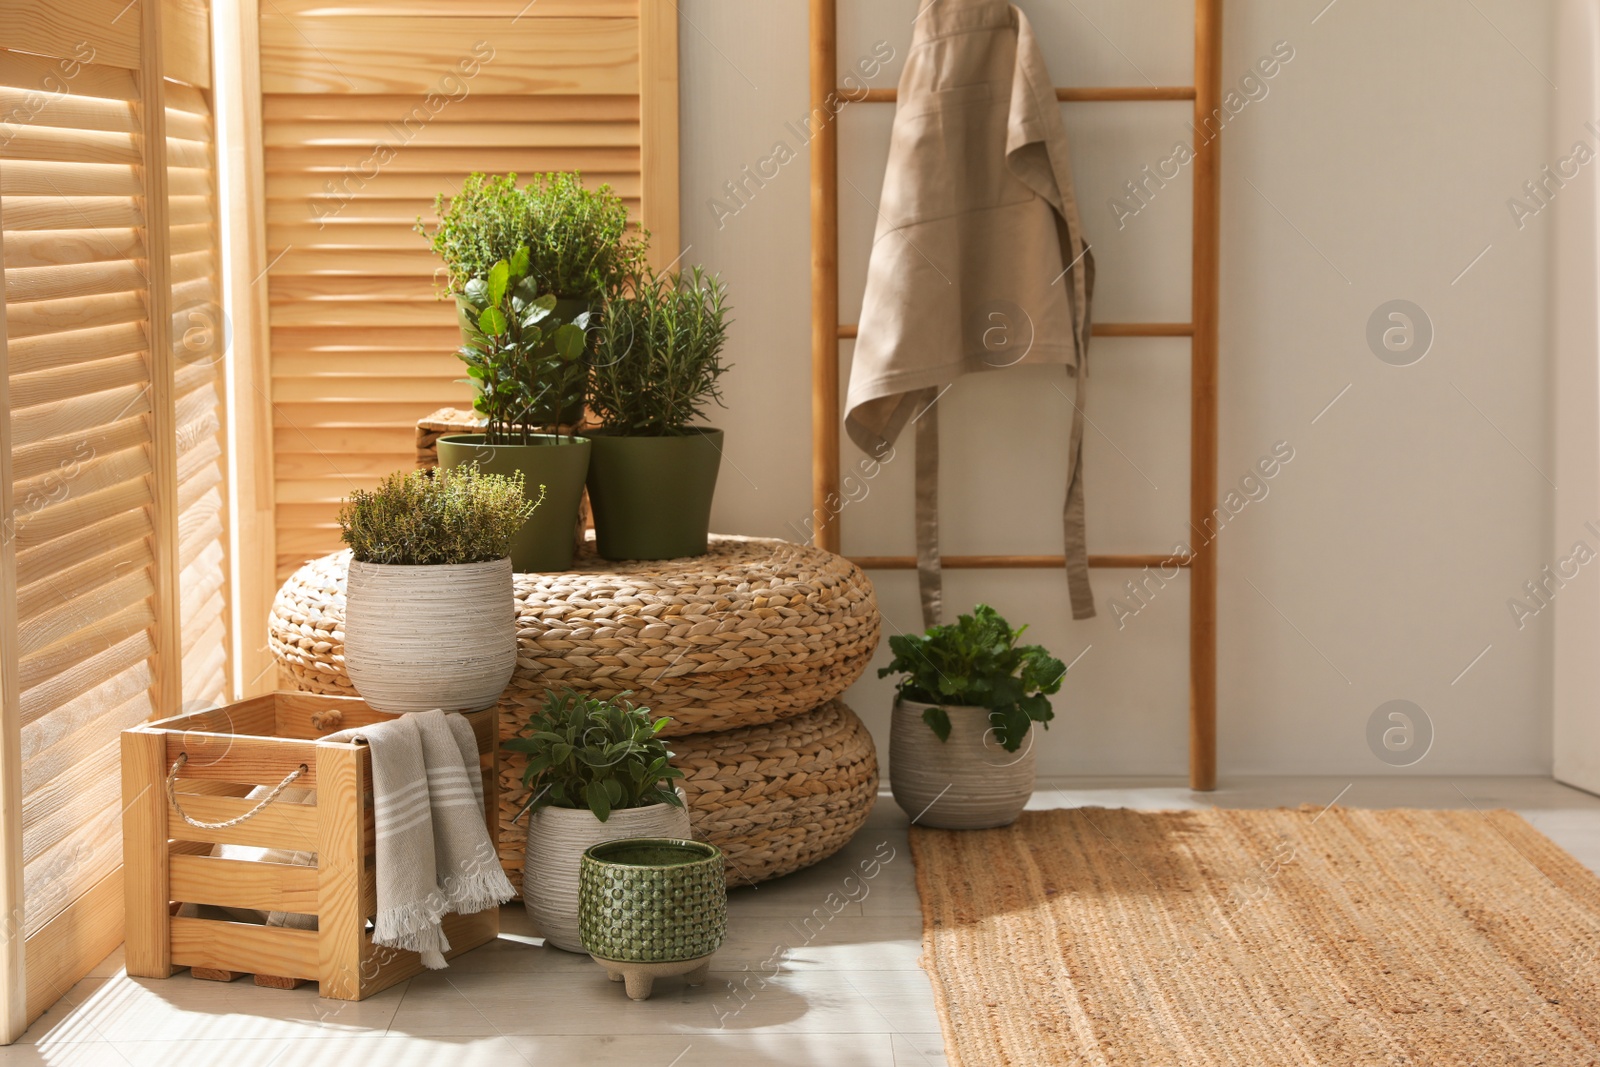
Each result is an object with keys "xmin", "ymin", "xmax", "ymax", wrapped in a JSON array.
[
  {"xmin": 455, "ymin": 296, "xmax": 593, "ymax": 425},
  {"xmin": 586, "ymin": 428, "xmax": 723, "ymax": 561},
  {"xmin": 438, "ymin": 433, "xmax": 590, "ymax": 572},
  {"xmin": 578, "ymin": 838, "xmax": 727, "ymax": 963}
]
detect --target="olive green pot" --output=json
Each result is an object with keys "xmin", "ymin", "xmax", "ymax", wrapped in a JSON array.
[
  {"xmin": 578, "ymin": 838, "xmax": 727, "ymax": 964},
  {"xmin": 586, "ymin": 429, "xmax": 723, "ymax": 561},
  {"xmin": 456, "ymin": 296, "xmax": 592, "ymax": 425},
  {"xmin": 437, "ymin": 433, "xmax": 590, "ymax": 572}
]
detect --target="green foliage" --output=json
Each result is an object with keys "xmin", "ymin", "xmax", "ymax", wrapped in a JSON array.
[
  {"xmin": 878, "ymin": 604, "xmax": 1066, "ymax": 753},
  {"xmin": 590, "ymin": 266, "xmax": 733, "ymax": 436},
  {"xmin": 419, "ymin": 172, "xmax": 648, "ymax": 301},
  {"xmin": 455, "ymin": 245, "xmax": 590, "ymax": 441},
  {"xmin": 504, "ymin": 689, "xmax": 685, "ymax": 822},
  {"xmin": 338, "ymin": 464, "xmax": 541, "ymax": 566}
]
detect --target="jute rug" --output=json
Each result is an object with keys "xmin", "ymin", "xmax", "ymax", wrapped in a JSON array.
[{"xmin": 910, "ymin": 807, "xmax": 1600, "ymax": 1066}]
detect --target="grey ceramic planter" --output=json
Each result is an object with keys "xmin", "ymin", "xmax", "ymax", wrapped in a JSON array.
[{"xmin": 889, "ymin": 697, "xmax": 1036, "ymax": 829}]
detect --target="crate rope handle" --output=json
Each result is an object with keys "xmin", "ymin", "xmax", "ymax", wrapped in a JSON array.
[{"xmin": 165, "ymin": 752, "xmax": 309, "ymax": 829}]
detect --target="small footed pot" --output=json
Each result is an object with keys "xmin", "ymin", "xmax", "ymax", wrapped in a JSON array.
[
  {"xmin": 580, "ymin": 838, "xmax": 727, "ymax": 1000},
  {"xmin": 524, "ymin": 798, "xmax": 691, "ymax": 953}
]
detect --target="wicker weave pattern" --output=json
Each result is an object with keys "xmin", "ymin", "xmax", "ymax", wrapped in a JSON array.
[
  {"xmin": 270, "ymin": 539, "xmax": 880, "ymax": 735},
  {"xmin": 271, "ymin": 545, "xmax": 882, "ymax": 888},
  {"xmin": 495, "ymin": 699, "xmax": 877, "ymax": 889},
  {"xmin": 678, "ymin": 700, "xmax": 878, "ymax": 888}
]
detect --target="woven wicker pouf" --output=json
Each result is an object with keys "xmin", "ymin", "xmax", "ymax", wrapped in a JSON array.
[
  {"xmin": 270, "ymin": 539, "xmax": 879, "ymax": 734},
  {"xmin": 674, "ymin": 699, "xmax": 878, "ymax": 888},
  {"xmin": 269, "ymin": 539, "xmax": 882, "ymax": 887}
]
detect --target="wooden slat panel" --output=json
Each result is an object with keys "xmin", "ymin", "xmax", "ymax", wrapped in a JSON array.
[
  {"xmin": 170, "ymin": 855, "xmax": 319, "ymax": 913},
  {"xmin": 164, "ymin": 732, "xmax": 323, "ymax": 787},
  {"xmin": 269, "ymin": 0, "xmax": 635, "ymax": 14},
  {"xmin": 170, "ymin": 917, "xmax": 319, "ymax": 979},
  {"xmin": 0, "ymin": 3, "xmax": 143, "ymax": 73},
  {"xmin": 0, "ymin": 52, "xmax": 138, "ymax": 100},
  {"xmin": 266, "ymin": 170, "xmax": 640, "ymax": 203},
  {"xmin": 166, "ymin": 794, "xmax": 321, "ymax": 850},
  {"xmin": 23, "ymin": 867, "xmax": 124, "ymax": 1024},
  {"xmin": 21, "ymin": 687, "xmax": 148, "ymax": 795},
  {"xmin": 0, "ymin": 87, "xmax": 136, "ymax": 133},
  {"xmin": 263, "ymin": 120, "xmax": 638, "ymax": 149},
  {"xmin": 19, "ymin": 628, "xmax": 152, "ymax": 730},
  {"xmin": 20, "ymin": 737, "xmax": 119, "ymax": 863},
  {"xmin": 3, "ymin": 291, "xmax": 144, "ymax": 341},
  {"xmin": 262, "ymin": 93, "xmax": 639, "ymax": 123},
  {"xmin": 161, "ymin": 0, "xmax": 211, "ymax": 89},
  {"xmin": 21, "ymin": 804, "xmax": 120, "ymax": 940},
  {"xmin": 259, "ymin": 18, "xmax": 638, "ymax": 96}
]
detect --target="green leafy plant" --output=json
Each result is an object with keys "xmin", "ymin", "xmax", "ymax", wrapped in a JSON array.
[
  {"xmin": 878, "ymin": 604, "xmax": 1066, "ymax": 752},
  {"xmin": 504, "ymin": 689, "xmax": 686, "ymax": 822},
  {"xmin": 590, "ymin": 266, "xmax": 732, "ymax": 436},
  {"xmin": 455, "ymin": 245, "xmax": 589, "ymax": 440},
  {"xmin": 339, "ymin": 464, "xmax": 542, "ymax": 566},
  {"xmin": 419, "ymin": 172, "xmax": 648, "ymax": 301}
]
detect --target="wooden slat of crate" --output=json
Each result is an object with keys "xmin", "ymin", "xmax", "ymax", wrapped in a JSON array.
[
  {"xmin": 316, "ymin": 743, "xmax": 364, "ymax": 1000},
  {"xmin": 146, "ymin": 694, "xmax": 278, "ymax": 735},
  {"xmin": 170, "ymin": 855, "xmax": 319, "ymax": 914},
  {"xmin": 166, "ymin": 795, "xmax": 321, "ymax": 851},
  {"xmin": 357, "ymin": 908, "xmax": 497, "ymax": 991},
  {"xmin": 164, "ymin": 732, "xmax": 326, "ymax": 788},
  {"xmin": 170, "ymin": 916, "xmax": 318, "ymax": 980}
]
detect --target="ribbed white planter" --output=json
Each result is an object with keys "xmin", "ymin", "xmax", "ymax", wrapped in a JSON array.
[
  {"xmin": 524, "ymin": 797, "xmax": 692, "ymax": 953},
  {"xmin": 890, "ymin": 697, "xmax": 1037, "ymax": 829},
  {"xmin": 343, "ymin": 557, "xmax": 516, "ymax": 714}
]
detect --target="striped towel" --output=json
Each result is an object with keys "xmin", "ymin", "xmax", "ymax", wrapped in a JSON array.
[{"xmin": 325, "ymin": 710, "xmax": 514, "ymax": 968}]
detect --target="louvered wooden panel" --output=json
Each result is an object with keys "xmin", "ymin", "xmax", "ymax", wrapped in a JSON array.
[
  {"xmin": 260, "ymin": 0, "xmax": 679, "ymax": 579},
  {"xmin": 1, "ymin": 44, "xmax": 157, "ymax": 988},
  {"xmin": 0, "ymin": 0, "xmax": 228, "ymax": 1036},
  {"xmin": 166, "ymin": 64, "xmax": 229, "ymax": 710}
]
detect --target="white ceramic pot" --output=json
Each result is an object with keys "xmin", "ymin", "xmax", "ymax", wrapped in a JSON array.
[
  {"xmin": 524, "ymin": 796, "xmax": 692, "ymax": 953},
  {"xmin": 890, "ymin": 697, "xmax": 1037, "ymax": 829},
  {"xmin": 343, "ymin": 556, "xmax": 516, "ymax": 714}
]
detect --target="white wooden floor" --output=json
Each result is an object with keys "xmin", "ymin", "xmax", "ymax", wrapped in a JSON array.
[{"xmin": 8, "ymin": 776, "xmax": 1600, "ymax": 1066}]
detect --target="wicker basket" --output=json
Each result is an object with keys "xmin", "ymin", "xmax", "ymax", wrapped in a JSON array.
[{"xmin": 270, "ymin": 538, "xmax": 880, "ymax": 735}]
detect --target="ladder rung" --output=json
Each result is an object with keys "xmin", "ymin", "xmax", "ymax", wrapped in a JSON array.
[
  {"xmin": 844, "ymin": 86, "xmax": 1197, "ymax": 103},
  {"xmin": 837, "ymin": 322, "xmax": 1192, "ymax": 340},
  {"xmin": 850, "ymin": 554, "xmax": 1193, "ymax": 570}
]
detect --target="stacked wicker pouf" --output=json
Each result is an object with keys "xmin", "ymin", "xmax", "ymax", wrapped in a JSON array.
[{"xmin": 269, "ymin": 536, "xmax": 881, "ymax": 888}]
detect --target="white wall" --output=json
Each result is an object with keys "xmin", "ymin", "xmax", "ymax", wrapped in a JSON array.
[{"xmin": 682, "ymin": 0, "xmax": 1558, "ymax": 778}]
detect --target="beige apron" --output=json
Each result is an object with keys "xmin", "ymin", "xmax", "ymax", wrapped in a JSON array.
[{"xmin": 845, "ymin": 0, "xmax": 1095, "ymax": 626}]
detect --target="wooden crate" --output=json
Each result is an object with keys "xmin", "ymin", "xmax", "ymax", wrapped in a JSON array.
[{"xmin": 120, "ymin": 692, "xmax": 499, "ymax": 999}]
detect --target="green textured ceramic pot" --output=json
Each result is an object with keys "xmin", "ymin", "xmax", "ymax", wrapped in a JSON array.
[
  {"xmin": 586, "ymin": 428, "xmax": 723, "ymax": 561},
  {"xmin": 437, "ymin": 433, "xmax": 590, "ymax": 572},
  {"xmin": 578, "ymin": 838, "xmax": 727, "ymax": 963}
]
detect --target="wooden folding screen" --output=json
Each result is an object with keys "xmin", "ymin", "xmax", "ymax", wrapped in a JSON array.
[
  {"xmin": 0, "ymin": 0, "xmax": 230, "ymax": 1038},
  {"xmin": 256, "ymin": 0, "xmax": 681, "ymax": 580},
  {"xmin": 811, "ymin": 0, "xmax": 1223, "ymax": 789}
]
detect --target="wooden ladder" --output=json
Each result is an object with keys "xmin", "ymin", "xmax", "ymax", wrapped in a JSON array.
[{"xmin": 809, "ymin": 0, "xmax": 1223, "ymax": 790}]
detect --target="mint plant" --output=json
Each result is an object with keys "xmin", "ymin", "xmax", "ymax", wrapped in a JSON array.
[
  {"xmin": 504, "ymin": 689, "xmax": 686, "ymax": 822},
  {"xmin": 878, "ymin": 604, "xmax": 1066, "ymax": 752}
]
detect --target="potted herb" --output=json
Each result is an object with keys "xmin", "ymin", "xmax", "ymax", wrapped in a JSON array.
[
  {"xmin": 879, "ymin": 604, "xmax": 1066, "ymax": 829},
  {"xmin": 504, "ymin": 689, "xmax": 690, "ymax": 952},
  {"xmin": 587, "ymin": 266, "xmax": 732, "ymax": 560},
  {"xmin": 419, "ymin": 172, "xmax": 647, "ymax": 424},
  {"xmin": 338, "ymin": 464, "xmax": 539, "ymax": 714},
  {"xmin": 437, "ymin": 246, "xmax": 591, "ymax": 571}
]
